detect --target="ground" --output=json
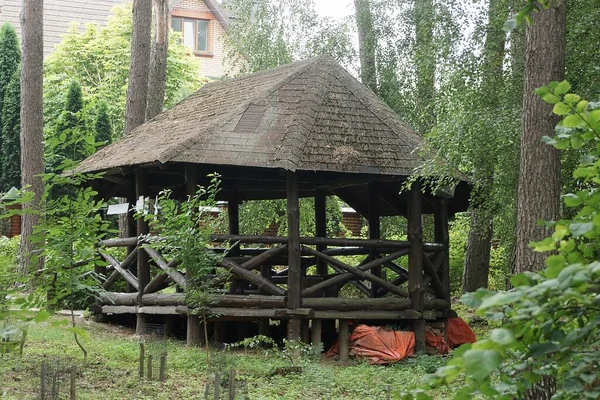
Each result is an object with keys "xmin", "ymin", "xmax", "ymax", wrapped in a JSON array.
[{"xmin": 0, "ymin": 315, "xmax": 483, "ymax": 399}]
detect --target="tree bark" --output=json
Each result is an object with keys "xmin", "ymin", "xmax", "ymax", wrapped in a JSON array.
[
  {"xmin": 514, "ymin": 3, "xmax": 566, "ymax": 399},
  {"xmin": 353, "ymin": 0, "xmax": 377, "ymax": 94},
  {"xmin": 514, "ymin": 1, "xmax": 565, "ymax": 276},
  {"xmin": 124, "ymin": 0, "xmax": 152, "ymax": 135},
  {"xmin": 19, "ymin": 0, "xmax": 44, "ymax": 275},
  {"xmin": 146, "ymin": 0, "xmax": 169, "ymax": 121},
  {"xmin": 462, "ymin": 0, "xmax": 508, "ymax": 293}
]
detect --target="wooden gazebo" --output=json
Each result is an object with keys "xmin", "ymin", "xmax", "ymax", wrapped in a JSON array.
[{"xmin": 76, "ymin": 56, "xmax": 470, "ymax": 355}]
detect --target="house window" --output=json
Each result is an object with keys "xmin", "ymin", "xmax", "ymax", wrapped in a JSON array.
[{"xmin": 171, "ymin": 17, "xmax": 211, "ymax": 53}]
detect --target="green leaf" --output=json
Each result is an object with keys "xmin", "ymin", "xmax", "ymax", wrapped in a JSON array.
[
  {"xmin": 463, "ymin": 349, "xmax": 502, "ymax": 382},
  {"xmin": 33, "ymin": 310, "xmax": 50, "ymax": 323},
  {"xmin": 564, "ymin": 93, "xmax": 581, "ymax": 105},
  {"xmin": 490, "ymin": 328, "xmax": 514, "ymax": 345},
  {"xmin": 480, "ymin": 291, "xmax": 523, "ymax": 309},
  {"xmin": 571, "ymin": 135, "xmax": 584, "ymax": 149},
  {"xmin": 563, "ymin": 194, "xmax": 582, "ymax": 207},
  {"xmin": 570, "ymin": 222, "xmax": 594, "ymax": 237},
  {"xmin": 545, "ymin": 254, "xmax": 566, "ymax": 278},
  {"xmin": 528, "ymin": 342, "xmax": 560, "ymax": 357},
  {"xmin": 554, "ymin": 81, "xmax": 571, "ymax": 95},
  {"xmin": 576, "ymin": 100, "xmax": 589, "ymax": 113},
  {"xmin": 541, "ymin": 93, "xmax": 561, "ymax": 105},
  {"xmin": 502, "ymin": 18, "xmax": 517, "ymax": 32},
  {"xmin": 563, "ymin": 114, "xmax": 584, "ymax": 127},
  {"xmin": 553, "ymin": 102, "xmax": 571, "ymax": 116}
]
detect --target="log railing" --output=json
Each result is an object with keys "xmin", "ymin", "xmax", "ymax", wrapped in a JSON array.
[{"xmin": 95, "ymin": 234, "xmax": 449, "ymax": 316}]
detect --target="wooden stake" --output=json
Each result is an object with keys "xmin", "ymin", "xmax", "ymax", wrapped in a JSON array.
[
  {"xmin": 214, "ymin": 373, "xmax": 220, "ymax": 400},
  {"xmin": 228, "ymin": 369, "xmax": 236, "ymax": 400},
  {"xmin": 40, "ymin": 360, "xmax": 46, "ymax": 400},
  {"xmin": 159, "ymin": 353, "xmax": 166, "ymax": 382},
  {"xmin": 408, "ymin": 181, "xmax": 425, "ymax": 353},
  {"xmin": 147, "ymin": 354, "xmax": 153, "ymax": 380},
  {"xmin": 139, "ymin": 342, "xmax": 145, "ymax": 378},
  {"xmin": 70, "ymin": 365, "xmax": 76, "ymax": 400}
]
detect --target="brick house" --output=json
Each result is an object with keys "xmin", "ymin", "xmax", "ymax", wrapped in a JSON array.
[{"xmin": 0, "ymin": 0, "xmax": 236, "ymax": 78}]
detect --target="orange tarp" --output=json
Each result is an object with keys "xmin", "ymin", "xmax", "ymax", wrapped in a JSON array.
[
  {"xmin": 349, "ymin": 325, "xmax": 416, "ymax": 364},
  {"xmin": 447, "ymin": 317, "xmax": 476, "ymax": 347}
]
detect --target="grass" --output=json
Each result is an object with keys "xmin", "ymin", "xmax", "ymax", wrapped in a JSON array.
[{"xmin": 0, "ymin": 316, "xmax": 469, "ymax": 399}]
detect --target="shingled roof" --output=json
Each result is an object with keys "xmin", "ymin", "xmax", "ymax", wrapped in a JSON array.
[{"xmin": 75, "ymin": 56, "xmax": 425, "ymax": 176}]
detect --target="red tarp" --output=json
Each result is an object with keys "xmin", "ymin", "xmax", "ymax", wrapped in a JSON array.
[{"xmin": 326, "ymin": 318, "xmax": 476, "ymax": 364}]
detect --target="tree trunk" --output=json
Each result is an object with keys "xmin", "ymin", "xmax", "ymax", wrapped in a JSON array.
[
  {"xmin": 123, "ymin": 0, "xmax": 152, "ymax": 136},
  {"xmin": 353, "ymin": 0, "xmax": 377, "ymax": 94},
  {"xmin": 514, "ymin": 3, "xmax": 566, "ymax": 399},
  {"xmin": 146, "ymin": 0, "xmax": 169, "ymax": 121},
  {"xmin": 19, "ymin": 0, "xmax": 44, "ymax": 276},
  {"xmin": 462, "ymin": 0, "xmax": 508, "ymax": 293},
  {"xmin": 514, "ymin": 1, "xmax": 565, "ymax": 276},
  {"xmin": 413, "ymin": 0, "xmax": 435, "ymax": 133}
]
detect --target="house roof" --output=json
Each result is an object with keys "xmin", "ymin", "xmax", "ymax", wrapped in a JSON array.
[
  {"xmin": 169, "ymin": 0, "xmax": 232, "ymax": 29},
  {"xmin": 75, "ymin": 56, "xmax": 426, "ymax": 177}
]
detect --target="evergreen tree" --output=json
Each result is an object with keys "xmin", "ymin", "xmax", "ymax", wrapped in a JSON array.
[
  {"xmin": 0, "ymin": 23, "xmax": 20, "ymax": 127},
  {"xmin": 1, "ymin": 68, "xmax": 20, "ymax": 191},
  {"xmin": 95, "ymin": 100, "xmax": 112, "ymax": 147},
  {"xmin": 51, "ymin": 80, "xmax": 87, "ymax": 167}
]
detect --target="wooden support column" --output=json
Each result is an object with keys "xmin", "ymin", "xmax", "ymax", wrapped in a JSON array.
[
  {"xmin": 126, "ymin": 187, "xmax": 137, "ymax": 293},
  {"xmin": 368, "ymin": 183, "xmax": 381, "ymax": 298},
  {"xmin": 434, "ymin": 198, "xmax": 451, "ymax": 339},
  {"xmin": 311, "ymin": 319, "xmax": 322, "ymax": 350},
  {"xmin": 339, "ymin": 319, "xmax": 349, "ymax": 361},
  {"xmin": 136, "ymin": 169, "xmax": 150, "ymax": 334},
  {"xmin": 185, "ymin": 163, "xmax": 202, "ymax": 347},
  {"xmin": 228, "ymin": 190, "xmax": 242, "ymax": 294},
  {"xmin": 408, "ymin": 181, "xmax": 425, "ymax": 353},
  {"xmin": 315, "ymin": 190, "xmax": 328, "ymax": 277},
  {"xmin": 287, "ymin": 171, "xmax": 302, "ymax": 341}
]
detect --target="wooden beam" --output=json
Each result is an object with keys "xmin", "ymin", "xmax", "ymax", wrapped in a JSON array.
[
  {"xmin": 143, "ymin": 247, "xmax": 186, "ymax": 287},
  {"xmin": 303, "ymin": 297, "xmax": 411, "ymax": 311},
  {"xmin": 339, "ymin": 319, "xmax": 349, "ymax": 361},
  {"xmin": 211, "ymin": 234, "xmax": 416, "ymax": 249},
  {"xmin": 144, "ymin": 272, "xmax": 169, "ymax": 294},
  {"xmin": 408, "ymin": 181, "xmax": 425, "ymax": 353},
  {"xmin": 434, "ymin": 198, "xmax": 451, "ymax": 306},
  {"xmin": 98, "ymin": 250, "xmax": 139, "ymax": 290},
  {"xmin": 136, "ymin": 169, "xmax": 150, "ymax": 334},
  {"xmin": 218, "ymin": 259, "xmax": 285, "ymax": 296},
  {"xmin": 102, "ymin": 248, "xmax": 138, "ymax": 290},
  {"xmin": 423, "ymin": 252, "xmax": 447, "ymax": 299},
  {"xmin": 287, "ymin": 171, "xmax": 302, "ymax": 341},
  {"xmin": 301, "ymin": 249, "xmax": 409, "ymax": 297},
  {"xmin": 302, "ymin": 247, "xmax": 409, "ymax": 298}
]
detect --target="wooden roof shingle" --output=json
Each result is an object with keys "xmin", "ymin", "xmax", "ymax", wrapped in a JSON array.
[{"xmin": 75, "ymin": 56, "xmax": 425, "ymax": 176}]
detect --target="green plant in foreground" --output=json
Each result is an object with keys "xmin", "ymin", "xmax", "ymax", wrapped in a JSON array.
[{"xmin": 402, "ymin": 83, "xmax": 600, "ymax": 399}]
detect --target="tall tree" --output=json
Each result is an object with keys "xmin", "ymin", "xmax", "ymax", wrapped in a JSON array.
[
  {"xmin": 462, "ymin": 0, "xmax": 509, "ymax": 293},
  {"xmin": 20, "ymin": 0, "xmax": 45, "ymax": 275},
  {"xmin": 0, "ymin": 23, "xmax": 20, "ymax": 135},
  {"xmin": 123, "ymin": 0, "xmax": 152, "ymax": 136},
  {"xmin": 354, "ymin": 0, "xmax": 377, "ymax": 94},
  {"xmin": 514, "ymin": 2, "xmax": 566, "ymax": 275},
  {"xmin": 413, "ymin": 0, "xmax": 436, "ymax": 133},
  {"xmin": 1, "ymin": 68, "xmax": 21, "ymax": 191},
  {"xmin": 146, "ymin": 0, "xmax": 169, "ymax": 120}
]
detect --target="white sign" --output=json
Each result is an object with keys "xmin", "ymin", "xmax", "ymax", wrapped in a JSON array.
[{"xmin": 107, "ymin": 203, "xmax": 129, "ymax": 215}]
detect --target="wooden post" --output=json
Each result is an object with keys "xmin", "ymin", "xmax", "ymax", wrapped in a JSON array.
[
  {"xmin": 311, "ymin": 319, "xmax": 322, "ymax": 353},
  {"xmin": 41, "ymin": 359, "xmax": 46, "ymax": 400},
  {"xmin": 339, "ymin": 319, "xmax": 349, "ymax": 361},
  {"xmin": 126, "ymin": 187, "xmax": 137, "ymax": 293},
  {"xmin": 159, "ymin": 353, "xmax": 166, "ymax": 382},
  {"xmin": 287, "ymin": 171, "xmax": 302, "ymax": 341},
  {"xmin": 136, "ymin": 169, "xmax": 150, "ymax": 334},
  {"xmin": 315, "ymin": 190, "xmax": 328, "ymax": 277},
  {"xmin": 147, "ymin": 354, "xmax": 153, "ymax": 380},
  {"xmin": 368, "ymin": 183, "xmax": 381, "ymax": 298},
  {"xmin": 139, "ymin": 342, "xmax": 145, "ymax": 378},
  {"xmin": 228, "ymin": 190, "xmax": 242, "ymax": 294},
  {"xmin": 408, "ymin": 181, "xmax": 425, "ymax": 353},
  {"xmin": 185, "ymin": 163, "xmax": 203, "ymax": 347},
  {"xmin": 228, "ymin": 369, "xmax": 236, "ymax": 400},
  {"xmin": 70, "ymin": 365, "xmax": 76, "ymax": 400},
  {"xmin": 214, "ymin": 373, "xmax": 220, "ymax": 400},
  {"xmin": 434, "ymin": 198, "xmax": 451, "ymax": 339}
]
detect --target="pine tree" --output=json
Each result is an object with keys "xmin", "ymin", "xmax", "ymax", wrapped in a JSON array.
[
  {"xmin": 53, "ymin": 80, "xmax": 85, "ymax": 166},
  {"xmin": 95, "ymin": 100, "xmax": 112, "ymax": 147},
  {"xmin": 1, "ymin": 68, "xmax": 21, "ymax": 191}
]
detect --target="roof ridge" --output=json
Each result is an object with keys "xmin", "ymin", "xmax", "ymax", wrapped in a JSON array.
[
  {"xmin": 155, "ymin": 58, "xmax": 321, "ymax": 165},
  {"xmin": 275, "ymin": 61, "xmax": 333, "ymax": 171},
  {"xmin": 337, "ymin": 63, "xmax": 423, "ymax": 149}
]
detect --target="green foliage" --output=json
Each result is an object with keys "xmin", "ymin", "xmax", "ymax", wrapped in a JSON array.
[
  {"xmin": 0, "ymin": 67, "xmax": 21, "ymax": 191},
  {"xmin": 0, "ymin": 22, "xmax": 20, "ymax": 130},
  {"xmin": 94, "ymin": 100, "xmax": 112, "ymax": 147},
  {"xmin": 224, "ymin": 0, "xmax": 355, "ymax": 74},
  {"xmin": 43, "ymin": 3, "xmax": 201, "ymax": 141},
  {"xmin": 145, "ymin": 174, "xmax": 223, "ymax": 314},
  {"xmin": 0, "ymin": 23, "xmax": 20, "ymax": 192},
  {"xmin": 402, "ymin": 87, "xmax": 600, "ymax": 399}
]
